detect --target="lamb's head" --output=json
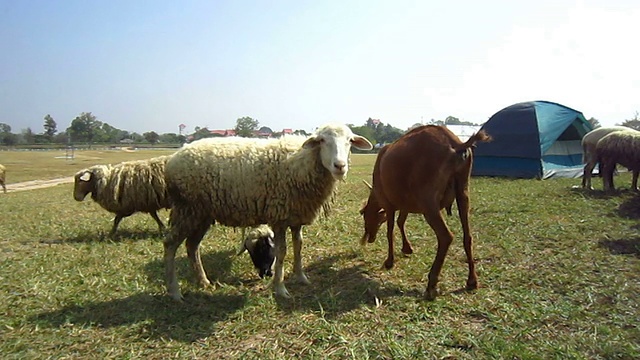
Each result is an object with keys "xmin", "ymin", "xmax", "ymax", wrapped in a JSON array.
[
  {"xmin": 238, "ymin": 226, "xmax": 276, "ymax": 279},
  {"xmin": 303, "ymin": 124, "xmax": 373, "ymax": 180},
  {"xmin": 359, "ymin": 181, "xmax": 386, "ymax": 245},
  {"xmin": 73, "ymin": 168, "xmax": 96, "ymax": 201}
]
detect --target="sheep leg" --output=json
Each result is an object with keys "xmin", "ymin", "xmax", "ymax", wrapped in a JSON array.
[
  {"xmin": 110, "ymin": 214, "xmax": 126, "ymax": 236},
  {"xmin": 383, "ymin": 210, "xmax": 396, "ymax": 269},
  {"xmin": 423, "ymin": 205, "xmax": 454, "ymax": 300},
  {"xmin": 272, "ymin": 225, "xmax": 291, "ymax": 298},
  {"xmin": 185, "ymin": 223, "xmax": 212, "ymax": 288},
  {"xmin": 632, "ymin": 170, "xmax": 639, "ymax": 191},
  {"xmin": 456, "ymin": 185, "xmax": 478, "ymax": 291},
  {"xmin": 164, "ymin": 224, "xmax": 188, "ymax": 301},
  {"xmin": 290, "ymin": 225, "xmax": 310, "ymax": 285},
  {"xmin": 582, "ymin": 160, "xmax": 595, "ymax": 189},
  {"xmin": 601, "ymin": 161, "xmax": 616, "ymax": 192},
  {"xmin": 149, "ymin": 211, "xmax": 166, "ymax": 232},
  {"xmin": 1, "ymin": 183, "xmax": 5, "ymax": 194},
  {"xmin": 397, "ymin": 211, "xmax": 413, "ymax": 255}
]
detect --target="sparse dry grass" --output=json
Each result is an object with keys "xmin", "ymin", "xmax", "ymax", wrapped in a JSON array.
[{"xmin": 0, "ymin": 153, "xmax": 639, "ymax": 359}]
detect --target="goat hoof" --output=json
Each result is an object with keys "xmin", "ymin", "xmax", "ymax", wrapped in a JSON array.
[
  {"xmin": 466, "ymin": 279, "xmax": 479, "ymax": 291},
  {"xmin": 382, "ymin": 259, "xmax": 394, "ymax": 270},
  {"xmin": 424, "ymin": 287, "xmax": 438, "ymax": 301},
  {"xmin": 401, "ymin": 246, "xmax": 413, "ymax": 255}
]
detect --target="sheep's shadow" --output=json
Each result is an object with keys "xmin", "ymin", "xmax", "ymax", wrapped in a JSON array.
[
  {"xmin": 598, "ymin": 237, "xmax": 640, "ymax": 258},
  {"xmin": 616, "ymin": 193, "xmax": 640, "ymax": 220},
  {"xmin": 28, "ymin": 292, "xmax": 246, "ymax": 343},
  {"xmin": 47, "ymin": 229, "xmax": 163, "ymax": 244},
  {"xmin": 273, "ymin": 251, "xmax": 416, "ymax": 318},
  {"xmin": 142, "ymin": 249, "xmax": 245, "ymax": 289}
]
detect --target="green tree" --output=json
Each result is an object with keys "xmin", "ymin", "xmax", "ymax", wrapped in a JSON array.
[
  {"xmin": 144, "ymin": 131, "xmax": 160, "ymax": 144},
  {"xmin": 43, "ymin": 114, "xmax": 57, "ymax": 141},
  {"xmin": 587, "ymin": 117, "xmax": 600, "ymax": 129},
  {"xmin": 68, "ymin": 112, "xmax": 102, "ymax": 144},
  {"xmin": 22, "ymin": 127, "xmax": 35, "ymax": 144},
  {"xmin": 0, "ymin": 123, "xmax": 18, "ymax": 146},
  {"xmin": 234, "ymin": 116, "xmax": 259, "ymax": 137},
  {"xmin": 619, "ymin": 111, "xmax": 640, "ymax": 131}
]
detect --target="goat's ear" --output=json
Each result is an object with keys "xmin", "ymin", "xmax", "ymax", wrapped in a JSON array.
[
  {"xmin": 236, "ymin": 244, "xmax": 247, "ymax": 256},
  {"xmin": 79, "ymin": 171, "xmax": 92, "ymax": 182},
  {"xmin": 351, "ymin": 135, "xmax": 373, "ymax": 150},
  {"xmin": 302, "ymin": 136, "xmax": 323, "ymax": 149}
]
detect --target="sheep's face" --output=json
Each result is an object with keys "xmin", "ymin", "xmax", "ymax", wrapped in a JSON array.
[
  {"xmin": 73, "ymin": 170, "xmax": 94, "ymax": 201},
  {"xmin": 360, "ymin": 199, "xmax": 386, "ymax": 245},
  {"xmin": 242, "ymin": 234, "xmax": 276, "ymax": 278},
  {"xmin": 304, "ymin": 124, "xmax": 373, "ymax": 180}
]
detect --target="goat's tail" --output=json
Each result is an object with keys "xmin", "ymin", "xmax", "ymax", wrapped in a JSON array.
[{"xmin": 455, "ymin": 130, "xmax": 492, "ymax": 153}]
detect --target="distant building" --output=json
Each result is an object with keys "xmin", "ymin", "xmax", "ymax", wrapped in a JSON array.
[
  {"xmin": 445, "ymin": 124, "xmax": 482, "ymax": 142},
  {"xmin": 209, "ymin": 129, "xmax": 237, "ymax": 137}
]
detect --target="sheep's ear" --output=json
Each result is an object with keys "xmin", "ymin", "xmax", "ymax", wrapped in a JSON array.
[
  {"xmin": 302, "ymin": 136, "xmax": 323, "ymax": 149},
  {"xmin": 351, "ymin": 135, "xmax": 373, "ymax": 150},
  {"xmin": 79, "ymin": 171, "xmax": 92, "ymax": 182},
  {"xmin": 236, "ymin": 243, "xmax": 247, "ymax": 256},
  {"xmin": 267, "ymin": 237, "xmax": 275, "ymax": 248}
]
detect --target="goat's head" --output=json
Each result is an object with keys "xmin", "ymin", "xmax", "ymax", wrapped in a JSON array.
[
  {"xmin": 303, "ymin": 124, "xmax": 372, "ymax": 180},
  {"xmin": 238, "ymin": 227, "xmax": 276, "ymax": 279},
  {"xmin": 359, "ymin": 180, "xmax": 387, "ymax": 245},
  {"xmin": 73, "ymin": 168, "xmax": 95, "ymax": 201}
]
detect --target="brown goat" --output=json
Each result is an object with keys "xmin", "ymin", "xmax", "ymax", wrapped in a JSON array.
[{"xmin": 360, "ymin": 125, "xmax": 491, "ymax": 300}]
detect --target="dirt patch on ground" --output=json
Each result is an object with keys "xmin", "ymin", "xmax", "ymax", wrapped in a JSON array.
[{"xmin": 3, "ymin": 177, "xmax": 75, "ymax": 193}]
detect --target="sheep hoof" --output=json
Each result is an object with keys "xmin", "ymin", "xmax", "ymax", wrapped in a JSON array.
[
  {"xmin": 296, "ymin": 272, "xmax": 311, "ymax": 285},
  {"xmin": 168, "ymin": 291, "xmax": 184, "ymax": 302},
  {"xmin": 274, "ymin": 283, "xmax": 291, "ymax": 298}
]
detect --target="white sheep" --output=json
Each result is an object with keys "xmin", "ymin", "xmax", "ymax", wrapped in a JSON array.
[
  {"xmin": 0, "ymin": 164, "xmax": 6, "ymax": 193},
  {"xmin": 163, "ymin": 123, "xmax": 372, "ymax": 300},
  {"xmin": 595, "ymin": 129, "xmax": 640, "ymax": 192},
  {"xmin": 73, "ymin": 155, "xmax": 172, "ymax": 236},
  {"xmin": 581, "ymin": 126, "xmax": 636, "ymax": 189}
]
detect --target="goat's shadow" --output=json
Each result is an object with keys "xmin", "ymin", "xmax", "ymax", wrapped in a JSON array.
[
  {"xmin": 598, "ymin": 237, "xmax": 640, "ymax": 258},
  {"xmin": 272, "ymin": 251, "xmax": 417, "ymax": 317}
]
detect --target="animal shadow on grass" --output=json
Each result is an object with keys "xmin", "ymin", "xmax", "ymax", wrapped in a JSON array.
[
  {"xmin": 598, "ymin": 237, "xmax": 640, "ymax": 258},
  {"xmin": 48, "ymin": 229, "xmax": 163, "ymax": 244},
  {"xmin": 29, "ymin": 292, "xmax": 246, "ymax": 343},
  {"xmin": 274, "ymin": 251, "xmax": 415, "ymax": 318},
  {"xmin": 616, "ymin": 193, "xmax": 640, "ymax": 220}
]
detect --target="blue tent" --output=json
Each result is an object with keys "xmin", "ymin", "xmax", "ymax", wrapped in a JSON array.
[{"xmin": 472, "ymin": 101, "xmax": 593, "ymax": 179}]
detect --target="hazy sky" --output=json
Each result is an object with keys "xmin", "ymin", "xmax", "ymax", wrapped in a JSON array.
[{"xmin": 1, "ymin": 0, "xmax": 639, "ymax": 135}]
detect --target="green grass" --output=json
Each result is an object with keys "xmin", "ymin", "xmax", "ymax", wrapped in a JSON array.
[{"xmin": 1, "ymin": 153, "xmax": 639, "ymax": 359}]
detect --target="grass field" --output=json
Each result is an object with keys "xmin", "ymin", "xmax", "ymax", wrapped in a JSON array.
[{"xmin": 1, "ymin": 151, "xmax": 639, "ymax": 359}]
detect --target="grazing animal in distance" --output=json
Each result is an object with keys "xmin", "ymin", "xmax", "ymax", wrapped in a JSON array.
[
  {"xmin": 595, "ymin": 129, "xmax": 640, "ymax": 192},
  {"xmin": 73, "ymin": 155, "xmax": 172, "ymax": 236},
  {"xmin": 360, "ymin": 125, "xmax": 491, "ymax": 300},
  {"xmin": 238, "ymin": 225, "xmax": 276, "ymax": 279},
  {"xmin": 163, "ymin": 123, "xmax": 373, "ymax": 300},
  {"xmin": 581, "ymin": 126, "xmax": 636, "ymax": 189},
  {"xmin": 0, "ymin": 164, "xmax": 6, "ymax": 193}
]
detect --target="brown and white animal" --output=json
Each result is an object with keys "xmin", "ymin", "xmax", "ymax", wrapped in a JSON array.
[
  {"xmin": 163, "ymin": 123, "xmax": 372, "ymax": 300},
  {"xmin": 73, "ymin": 155, "xmax": 172, "ymax": 236},
  {"xmin": 581, "ymin": 126, "xmax": 636, "ymax": 189},
  {"xmin": 595, "ymin": 129, "xmax": 640, "ymax": 192},
  {"xmin": 360, "ymin": 125, "xmax": 490, "ymax": 300},
  {"xmin": 0, "ymin": 164, "xmax": 6, "ymax": 193}
]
